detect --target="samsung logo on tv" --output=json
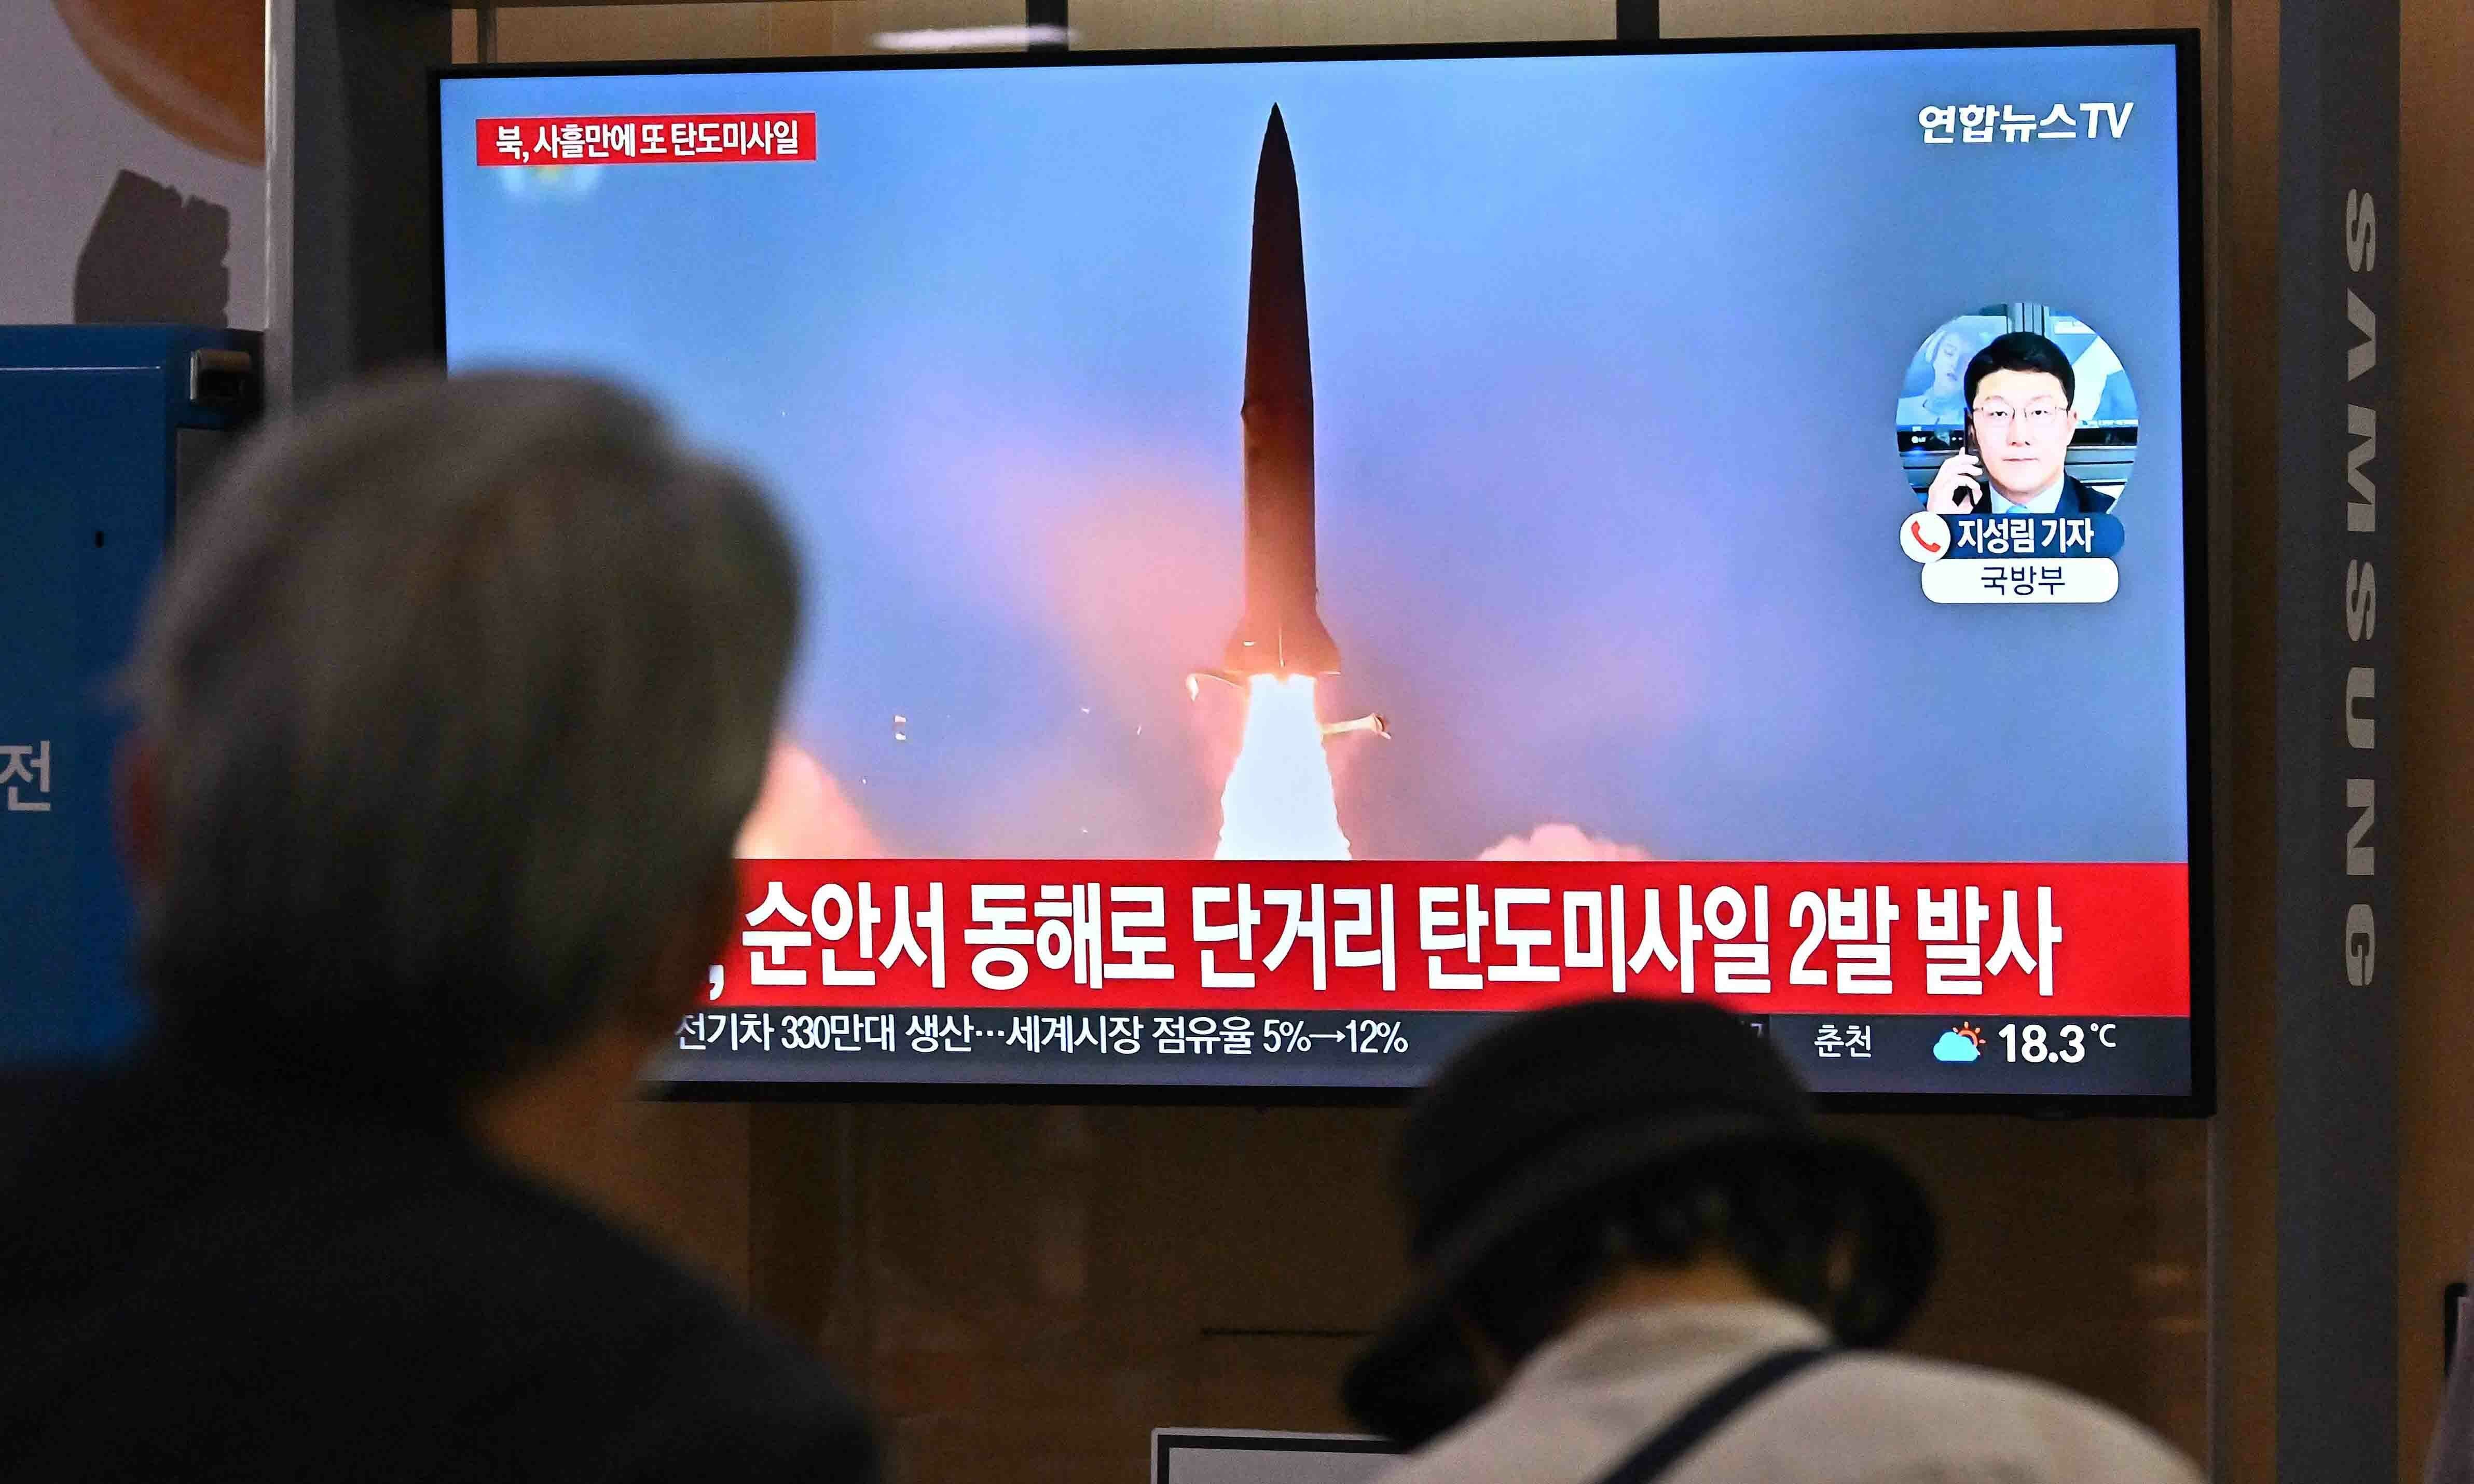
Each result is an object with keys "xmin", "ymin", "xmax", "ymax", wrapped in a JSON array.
[{"xmin": 2341, "ymin": 186, "xmax": 2379, "ymax": 987}]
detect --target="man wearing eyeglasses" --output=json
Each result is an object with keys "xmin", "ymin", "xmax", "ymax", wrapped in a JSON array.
[{"xmin": 1922, "ymin": 331, "xmax": 2116, "ymax": 517}]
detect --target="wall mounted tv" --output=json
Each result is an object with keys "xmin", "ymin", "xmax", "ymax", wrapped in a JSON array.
[{"xmin": 435, "ymin": 32, "xmax": 2208, "ymax": 1111}]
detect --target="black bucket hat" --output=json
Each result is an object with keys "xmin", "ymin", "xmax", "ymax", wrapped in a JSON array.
[{"xmin": 1340, "ymin": 1000, "xmax": 1937, "ymax": 1446}]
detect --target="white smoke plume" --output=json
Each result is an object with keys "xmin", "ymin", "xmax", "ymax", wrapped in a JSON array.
[
  {"xmin": 736, "ymin": 738, "xmax": 884, "ymax": 858},
  {"xmin": 1477, "ymin": 823, "xmax": 1653, "ymax": 863}
]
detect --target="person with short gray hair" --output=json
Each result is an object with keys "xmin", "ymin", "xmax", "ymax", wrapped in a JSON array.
[{"xmin": 0, "ymin": 371, "xmax": 876, "ymax": 1483}]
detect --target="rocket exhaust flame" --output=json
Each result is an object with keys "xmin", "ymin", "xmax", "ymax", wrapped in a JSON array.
[{"xmin": 1215, "ymin": 676, "xmax": 1352, "ymax": 860}]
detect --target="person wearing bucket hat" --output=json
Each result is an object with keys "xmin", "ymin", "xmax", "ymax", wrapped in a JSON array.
[{"xmin": 1341, "ymin": 1001, "xmax": 2198, "ymax": 1484}]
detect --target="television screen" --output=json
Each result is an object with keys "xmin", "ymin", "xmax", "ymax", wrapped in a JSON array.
[{"xmin": 435, "ymin": 34, "xmax": 2207, "ymax": 1108}]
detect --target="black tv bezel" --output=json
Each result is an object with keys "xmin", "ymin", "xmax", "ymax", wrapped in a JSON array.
[{"xmin": 431, "ymin": 29, "xmax": 2213, "ymax": 1118}]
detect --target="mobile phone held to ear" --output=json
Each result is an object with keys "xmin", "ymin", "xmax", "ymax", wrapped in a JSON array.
[{"xmin": 1949, "ymin": 427, "xmax": 1987, "ymax": 513}]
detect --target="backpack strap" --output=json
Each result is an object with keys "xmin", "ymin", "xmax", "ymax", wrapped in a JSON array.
[{"xmin": 1591, "ymin": 1347, "xmax": 1835, "ymax": 1484}]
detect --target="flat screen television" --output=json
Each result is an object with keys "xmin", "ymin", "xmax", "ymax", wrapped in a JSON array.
[{"xmin": 434, "ymin": 32, "xmax": 2208, "ymax": 1110}]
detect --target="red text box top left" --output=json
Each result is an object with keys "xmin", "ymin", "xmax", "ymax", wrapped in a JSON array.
[{"xmin": 476, "ymin": 114, "xmax": 815, "ymax": 167}]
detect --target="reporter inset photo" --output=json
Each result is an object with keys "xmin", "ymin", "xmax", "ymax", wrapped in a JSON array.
[{"xmin": 1895, "ymin": 305, "xmax": 2137, "ymax": 517}]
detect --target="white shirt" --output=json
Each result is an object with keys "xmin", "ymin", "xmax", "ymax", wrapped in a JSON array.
[
  {"xmin": 1989, "ymin": 474, "xmax": 2066, "ymax": 517},
  {"xmin": 2422, "ymin": 1249, "xmax": 2474, "ymax": 1483},
  {"xmin": 1378, "ymin": 1301, "xmax": 2200, "ymax": 1484}
]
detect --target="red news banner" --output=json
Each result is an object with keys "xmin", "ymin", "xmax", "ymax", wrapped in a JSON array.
[
  {"xmin": 475, "ymin": 114, "xmax": 815, "ymax": 167},
  {"xmin": 716, "ymin": 861, "xmax": 2190, "ymax": 1019}
]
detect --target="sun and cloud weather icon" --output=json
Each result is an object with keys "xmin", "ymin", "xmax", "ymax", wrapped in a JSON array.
[{"xmin": 1932, "ymin": 1023, "xmax": 1986, "ymax": 1063}]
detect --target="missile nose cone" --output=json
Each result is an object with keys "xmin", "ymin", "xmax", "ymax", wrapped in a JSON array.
[{"xmin": 1246, "ymin": 107, "xmax": 1310, "ymax": 407}]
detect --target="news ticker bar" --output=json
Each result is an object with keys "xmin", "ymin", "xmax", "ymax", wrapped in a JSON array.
[
  {"xmin": 657, "ymin": 1007, "xmax": 2191, "ymax": 1097},
  {"xmin": 717, "ymin": 860, "xmax": 2193, "ymax": 1019}
]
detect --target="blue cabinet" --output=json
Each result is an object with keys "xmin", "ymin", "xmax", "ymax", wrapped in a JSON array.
[{"xmin": 0, "ymin": 326, "xmax": 260, "ymax": 1063}]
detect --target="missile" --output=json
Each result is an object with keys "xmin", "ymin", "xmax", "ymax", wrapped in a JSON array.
[
  {"xmin": 1187, "ymin": 109, "xmax": 1387, "ymax": 736},
  {"xmin": 1228, "ymin": 104, "xmax": 1340, "ymax": 679},
  {"xmin": 1197, "ymin": 104, "xmax": 1344, "ymax": 686}
]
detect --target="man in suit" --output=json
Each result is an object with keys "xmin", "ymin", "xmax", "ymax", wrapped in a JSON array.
[
  {"xmin": 0, "ymin": 373, "xmax": 876, "ymax": 1483},
  {"xmin": 1924, "ymin": 331, "xmax": 2118, "ymax": 517}
]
